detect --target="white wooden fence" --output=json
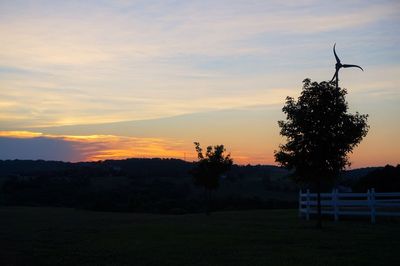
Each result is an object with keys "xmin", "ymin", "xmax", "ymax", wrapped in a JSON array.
[{"xmin": 299, "ymin": 189, "xmax": 400, "ymax": 223}]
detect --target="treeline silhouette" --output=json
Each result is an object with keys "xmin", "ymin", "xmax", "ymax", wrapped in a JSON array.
[
  {"xmin": 352, "ymin": 165, "xmax": 400, "ymax": 192},
  {"xmin": 0, "ymin": 159, "xmax": 393, "ymax": 214}
]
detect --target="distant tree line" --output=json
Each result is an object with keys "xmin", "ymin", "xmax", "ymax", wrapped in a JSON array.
[
  {"xmin": 0, "ymin": 158, "xmax": 297, "ymax": 213},
  {"xmin": 352, "ymin": 165, "xmax": 400, "ymax": 192},
  {"xmin": 0, "ymin": 159, "xmax": 395, "ymax": 214}
]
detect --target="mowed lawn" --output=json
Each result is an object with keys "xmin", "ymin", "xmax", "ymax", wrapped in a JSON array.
[{"xmin": 1, "ymin": 207, "xmax": 399, "ymax": 266}]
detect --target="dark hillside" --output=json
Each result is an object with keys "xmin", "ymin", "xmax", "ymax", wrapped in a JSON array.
[
  {"xmin": 0, "ymin": 159, "xmax": 296, "ymax": 213},
  {"xmin": 0, "ymin": 159, "xmax": 384, "ymax": 213}
]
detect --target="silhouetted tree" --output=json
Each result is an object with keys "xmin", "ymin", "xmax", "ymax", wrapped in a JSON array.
[
  {"xmin": 275, "ymin": 79, "xmax": 369, "ymax": 227},
  {"xmin": 191, "ymin": 142, "xmax": 233, "ymax": 214}
]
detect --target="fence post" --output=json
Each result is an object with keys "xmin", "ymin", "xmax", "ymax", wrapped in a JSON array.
[
  {"xmin": 306, "ymin": 189, "xmax": 310, "ymax": 221},
  {"xmin": 299, "ymin": 189, "xmax": 302, "ymax": 218},
  {"xmin": 333, "ymin": 189, "xmax": 339, "ymax": 222},
  {"xmin": 371, "ymin": 188, "xmax": 376, "ymax": 224}
]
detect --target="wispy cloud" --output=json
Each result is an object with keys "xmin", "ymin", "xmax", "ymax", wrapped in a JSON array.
[{"xmin": 1, "ymin": 1, "xmax": 397, "ymax": 68}]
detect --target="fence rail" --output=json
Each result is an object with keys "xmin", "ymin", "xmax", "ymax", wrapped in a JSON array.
[{"xmin": 299, "ymin": 188, "xmax": 400, "ymax": 223}]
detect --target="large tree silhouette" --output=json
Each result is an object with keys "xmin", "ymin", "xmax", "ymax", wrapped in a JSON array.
[
  {"xmin": 275, "ymin": 79, "xmax": 369, "ymax": 227},
  {"xmin": 191, "ymin": 142, "xmax": 233, "ymax": 214}
]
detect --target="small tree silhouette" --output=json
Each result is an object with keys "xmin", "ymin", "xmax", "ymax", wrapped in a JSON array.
[
  {"xmin": 191, "ymin": 142, "xmax": 233, "ymax": 214},
  {"xmin": 275, "ymin": 79, "xmax": 369, "ymax": 228}
]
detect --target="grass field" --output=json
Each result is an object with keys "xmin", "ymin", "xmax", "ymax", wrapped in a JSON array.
[{"xmin": 1, "ymin": 207, "xmax": 399, "ymax": 266}]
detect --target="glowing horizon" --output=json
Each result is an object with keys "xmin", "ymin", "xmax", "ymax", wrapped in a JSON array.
[
  {"xmin": 0, "ymin": 130, "xmax": 396, "ymax": 168},
  {"xmin": 0, "ymin": 129, "xmax": 275, "ymax": 165}
]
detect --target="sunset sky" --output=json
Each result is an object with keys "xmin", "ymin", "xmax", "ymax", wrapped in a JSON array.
[{"xmin": 1, "ymin": 0, "xmax": 399, "ymax": 167}]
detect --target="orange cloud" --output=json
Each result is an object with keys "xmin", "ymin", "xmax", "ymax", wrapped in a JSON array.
[
  {"xmin": 0, "ymin": 131, "xmax": 43, "ymax": 138},
  {"xmin": 0, "ymin": 131, "xmax": 186, "ymax": 162},
  {"xmin": 0, "ymin": 130, "xmax": 270, "ymax": 165}
]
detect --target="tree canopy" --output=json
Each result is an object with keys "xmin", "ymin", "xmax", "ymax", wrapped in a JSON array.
[
  {"xmin": 191, "ymin": 142, "xmax": 233, "ymax": 191},
  {"xmin": 275, "ymin": 79, "xmax": 369, "ymax": 186}
]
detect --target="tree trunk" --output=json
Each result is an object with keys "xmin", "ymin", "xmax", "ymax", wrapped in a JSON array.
[
  {"xmin": 204, "ymin": 187, "xmax": 209, "ymax": 215},
  {"xmin": 207, "ymin": 189, "xmax": 212, "ymax": 215},
  {"xmin": 204, "ymin": 188, "xmax": 213, "ymax": 216},
  {"xmin": 316, "ymin": 179, "xmax": 322, "ymax": 228}
]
